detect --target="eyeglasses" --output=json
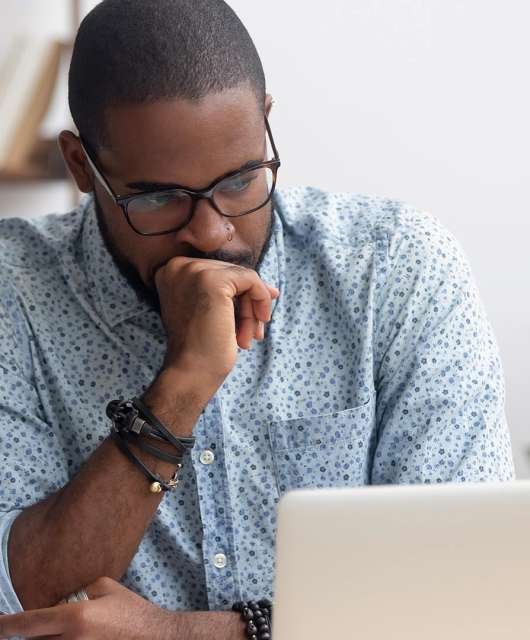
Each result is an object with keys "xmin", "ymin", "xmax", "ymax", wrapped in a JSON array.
[{"xmin": 79, "ymin": 116, "xmax": 281, "ymax": 236}]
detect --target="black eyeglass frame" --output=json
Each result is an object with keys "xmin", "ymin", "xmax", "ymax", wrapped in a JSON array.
[{"xmin": 79, "ymin": 115, "xmax": 281, "ymax": 237}]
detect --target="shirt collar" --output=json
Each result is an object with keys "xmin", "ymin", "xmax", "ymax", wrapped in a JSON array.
[{"xmin": 78, "ymin": 192, "xmax": 284, "ymax": 328}]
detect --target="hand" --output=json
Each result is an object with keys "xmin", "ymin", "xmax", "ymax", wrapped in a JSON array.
[
  {"xmin": 154, "ymin": 256, "xmax": 280, "ymax": 383},
  {"xmin": 0, "ymin": 577, "xmax": 177, "ymax": 640}
]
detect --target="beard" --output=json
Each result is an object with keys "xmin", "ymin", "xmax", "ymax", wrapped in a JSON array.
[{"xmin": 92, "ymin": 192, "xmax": 274, "ymax": 318}]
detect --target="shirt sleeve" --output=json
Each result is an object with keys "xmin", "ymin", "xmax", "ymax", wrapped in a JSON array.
[
  {"xmin": 371, "ymin": 205, "xmax": 515, "ymax": 484},
  {"xmin": 0, "ymin": 277, "xmax": 69, "ymax": 611},
  {"xmin": 0, "ymin": 509, "xmax": 23, "ymax": 613}
]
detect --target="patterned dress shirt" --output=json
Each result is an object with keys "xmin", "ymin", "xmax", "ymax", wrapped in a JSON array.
[{"xmin": 0, "ymin": 187, "xmax": 514, "ymax": 614}]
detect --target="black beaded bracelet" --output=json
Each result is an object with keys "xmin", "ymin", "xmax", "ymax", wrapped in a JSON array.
[{"xmin": 232, "ymin": 599, "xmax": 273, "ymax": 640}]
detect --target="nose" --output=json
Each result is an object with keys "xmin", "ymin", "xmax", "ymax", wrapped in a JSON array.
[{"xmin": 177, "ymin": 196, "xmax": 230, "ymax": 254}]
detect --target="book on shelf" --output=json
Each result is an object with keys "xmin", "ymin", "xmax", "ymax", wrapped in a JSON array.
[{"xmin": 0, "ymin": 35, "xmax": 70, "ymax": 180}]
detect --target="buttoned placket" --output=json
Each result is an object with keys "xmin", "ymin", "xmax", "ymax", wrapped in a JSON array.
[{"xmin": 192, "ymin": 394, "xmax": 239, "ymax": 609}]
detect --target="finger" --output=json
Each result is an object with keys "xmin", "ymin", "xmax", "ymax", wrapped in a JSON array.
[
  {"xmin": 158, "ymin": 254, "xmax": 280, "ymax": 292},
  {"xmin": 224, "ymin": 268, "xmax": 274, "ymax": 323},
  {"xmin": 252, "ymin": 294, "xmax": 272, "ymax": 324},
  {"xmin": 0, "ymin": 608, "xmax": 63, "ymax": 639},
  {"xmin": 256, "ymin": 321, "xmax": 265, "ymax": 341},
  {"xmin": 250, "ymin": 282, "xmax": 280, "ymax": 323},
  {"xmin": 236, "ymin": 294, "xmax": 258, "ymax": 350},
  {"xmin": 237, "ymin": 318, "xmax": 259, "ymax": 350},
  {"xmin": 159, "ymin": 256, "xmax": 280, "ymax": 308}
]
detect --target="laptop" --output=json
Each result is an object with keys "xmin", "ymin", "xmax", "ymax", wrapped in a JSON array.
[{"xmin": 273, "ymin": 481, "xmax": 530, "ymax": 639}]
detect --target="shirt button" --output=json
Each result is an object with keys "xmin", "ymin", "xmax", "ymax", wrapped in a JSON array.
[
  {"xmin": 199, "ymin": 449, "xmax": 215, "ymax": 465},
  {"xmin": 213, "ymin": 553, "xmax": 227, "ymax": 569}
]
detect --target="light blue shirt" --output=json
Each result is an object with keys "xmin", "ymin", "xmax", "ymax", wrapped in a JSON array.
[{"xmin": 0, "ymin": 187, "xmax": 514, "ymax": 614}]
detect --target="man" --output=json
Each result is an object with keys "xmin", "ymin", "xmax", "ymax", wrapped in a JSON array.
[{"xmin": 0, "ymin": 0, "xmax": 514, "ymax": 637}]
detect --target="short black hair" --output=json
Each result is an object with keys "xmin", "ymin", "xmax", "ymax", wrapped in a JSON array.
[{"xmin": 68, "ymin": 0, "xmax": 266, "ymax": 150}]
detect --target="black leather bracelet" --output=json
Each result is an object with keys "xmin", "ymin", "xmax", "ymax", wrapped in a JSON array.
[
  {"xmin": 119, "ymin": 431, "xmax": 185, "ymax": 466},
  {"xmin": 106, "ymin": 398, "xmax": 196, "ymax": 456},
  {"xmin": 110, "ymin": 431, "xmax": 182, "ymax": 493},
  {"xmin": 106, "ymin": 400, "xmax": 166, "ymax": 442},
  {"xmin": 132, "ymin": 397, "xmax": 196, "ymax": 453}
]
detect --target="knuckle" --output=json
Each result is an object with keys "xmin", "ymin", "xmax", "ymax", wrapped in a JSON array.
[
  {"xmin": 70, "ymin": 603, "xmax": 91, "ymax": 633},
  {"xmin": 195, "ymin": 268, "xmax": 214, "ymax": 287},
  {"xmin": 94, "ymin": 575, "xmax": 114, "ymax": 590},
  {"xmin": 80, "ymin": 575, "xmax": 116, "ymax": 602},
  {"xmin": 179, "ymin": 259, "xmax": 199, "ymax": 275},
  {"xmin": 159, "ymin": 257, "xmax": 188, "ymax": 280},
  {"xmin": 231, "ymin": 264, "xmax": 255, "ymax": 278}
]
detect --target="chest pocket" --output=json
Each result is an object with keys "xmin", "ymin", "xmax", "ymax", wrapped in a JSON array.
[{"xmin": 268, "ymin": 396, "xmax": 376, "ymax": 494}]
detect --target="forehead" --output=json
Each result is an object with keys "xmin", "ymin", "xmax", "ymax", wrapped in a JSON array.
[{"xmin": 98, "ymin": 88, "xmax": 264, "ymax": 187}]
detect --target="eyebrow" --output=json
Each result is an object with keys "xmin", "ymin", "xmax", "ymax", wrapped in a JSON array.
[{"xmin": 125, "ymin": 159, "xmax": 265, "ymax": 192}]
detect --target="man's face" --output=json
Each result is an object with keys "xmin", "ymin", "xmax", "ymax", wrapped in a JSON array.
[{"xmin": 89, "ymin": 87, "xmax": 274, "ymax": 308}]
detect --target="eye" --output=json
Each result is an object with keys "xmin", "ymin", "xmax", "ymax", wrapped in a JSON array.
[
  {"xmin": 129, "ymin": 190, "xmax": 190, "ymax": 215},
  {"xmin": 150, "ymin": 193, "xmax": 180, "ymax": 206},
  {"xmin": 217, "ymin": 173, "xmax": 256, "ymax": 194}
]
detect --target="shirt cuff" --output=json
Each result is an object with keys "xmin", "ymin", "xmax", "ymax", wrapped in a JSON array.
[{"xmin": 0, "ymin": 509, "xmax": 24, "ymax": 613}]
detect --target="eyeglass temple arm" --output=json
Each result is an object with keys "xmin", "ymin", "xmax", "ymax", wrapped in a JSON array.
[
  {"xmin": 264, "ymin": 115, "xmax": 280, "ymax": 161},
  {"xmin": 79, "ymin": 138, "xmax": 119, "ymax": 201}
]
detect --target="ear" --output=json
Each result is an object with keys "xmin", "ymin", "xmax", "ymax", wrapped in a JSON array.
[
  {"xmin": 58, "ymin": 130, "xmax": 94, "ymax": 193},
  {"xmin": 264, "ymin": 93, "xmax": 274, "ymax": 118}
]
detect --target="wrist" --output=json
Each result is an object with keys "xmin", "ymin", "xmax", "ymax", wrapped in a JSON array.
[
  {"xmin": 141, "ymin": 367, "xmax": 214, "ymax": 437},
  {"xmin": 154, "ymin": 364, "xmax": 219, "ymax": 405},
  {"xmin": 167, "ymin": 611, "xmax": 243, "ymax": 640}
]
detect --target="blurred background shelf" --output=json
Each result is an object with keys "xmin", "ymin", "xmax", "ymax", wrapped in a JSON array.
[
  {"xmin": 0, "ymin": 137, "xmax": 69, "ymax": 182},
  {"xmin": 0, "ymin": 0, "xmax": 80, "ymax": 205}
]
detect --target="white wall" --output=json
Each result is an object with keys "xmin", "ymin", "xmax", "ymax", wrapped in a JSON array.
[{"xmin": 1, "ymin": 0, "xmax": 529, "ymax": 476}]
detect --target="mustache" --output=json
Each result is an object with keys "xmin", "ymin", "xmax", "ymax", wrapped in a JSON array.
[{"xmin": 183, "ymin": 247, "xmax": 256, "ymax": 268}]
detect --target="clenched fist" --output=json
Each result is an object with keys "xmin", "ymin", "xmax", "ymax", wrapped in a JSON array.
[{"xmin": 155, "ymin": 256, "xmax": 280, "ymax": 385}]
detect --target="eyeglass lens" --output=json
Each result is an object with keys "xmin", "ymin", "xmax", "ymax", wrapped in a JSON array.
[{"xmin": 127, "ymin": 165, "xmax": 275, "ymax": 234}]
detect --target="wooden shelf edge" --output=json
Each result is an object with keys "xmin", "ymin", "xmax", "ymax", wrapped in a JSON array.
[
  {"xmin": 0, "ymin": 136, "xmax": 70, "ymax": 182},
  {"xmin": 0, "ymin": 174, "xmax": 72, "ymax": 184}
]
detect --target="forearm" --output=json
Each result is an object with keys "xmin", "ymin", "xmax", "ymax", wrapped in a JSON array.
[
  {"xmin": 0, "ymin": 576, "xmax": 245, "ymax": 640},
  {"xmin": 8, "ymin": 369, "xmax": 213, "ymax": 610}
]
